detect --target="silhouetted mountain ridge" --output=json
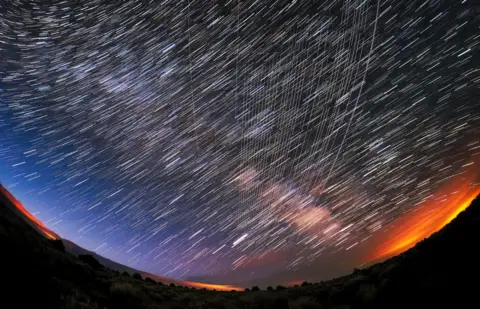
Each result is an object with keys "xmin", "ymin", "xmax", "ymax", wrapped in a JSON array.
[{"xmin": 62, "ymin": 239, "xmax": 141, "ymax": 275}]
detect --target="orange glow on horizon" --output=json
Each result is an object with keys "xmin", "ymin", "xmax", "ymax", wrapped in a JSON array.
[
  {"xmin": 180, "ymin": 280, "xmax": 243, "ymax": 291},
  {"xmin": 0, "ymin": 184, "xmax": 243, "ymax": 291},
  {"xmin": 285, "ymin": 280, "xmax": 304, "ymax": 286},
  {"xmin": 3, "ymin": 159, "xmax": 478, "ymax": 292},
  {"xmin": 368, "ymin": 164, "xmax": 480, "ymax": 262},
  {"xmin": 142, "ymin": 273, "xmax": 243, "ymax": 291},
  {"xmin": 0, "ymin": 185, "xmax": 59, "ymax": 240}
]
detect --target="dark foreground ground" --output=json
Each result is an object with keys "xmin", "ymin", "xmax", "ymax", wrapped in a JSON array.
[{"xmin": 2, "ymin": 193, "xmax": 480, "ymax": 309}]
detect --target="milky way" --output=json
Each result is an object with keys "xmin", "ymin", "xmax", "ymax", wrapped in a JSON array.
[{"xmin": 0, "ymin": 0, "xmax": 479, "ymax": 285}]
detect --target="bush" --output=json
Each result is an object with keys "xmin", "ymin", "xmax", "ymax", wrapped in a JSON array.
[
  {"xmin": 356, "ymin": 284, "xmax": 377, "ymax": 303},
  {"xmin": 290, "ymin": 297, "xmax": 320, "ymax": 309},
  {"xmin": 204, "ymin": 296, "xmax": 230, "ymax": 309},
  {"xmin": 251, "ymin": 286, "xmax": 260, "ymax": 291},
  {"xmin": 301, "ymin": 281, "xmax": 311, "ymax": 287},
  {"xmin": 60, "ymin": 291, "xmax": 100, "ymax": 309},
  {"xmin": 267, "ymin": 286, "xmax": 273, "ymax": 291},
  {"xmin": 132, "ymin": 273, "xmax": 143, "ymax": 280},
  {"xmin": 78, "ymin": 254, "xmax": 103, "ymax": 270},
  {"xmin": 276, "ymin": 285, "xmax": 286, "ymax": 290},
  {"xmin": 244, "ymin": 288, "xmax": 250, "ymax": 292},
  {"xmin": 144, "ymin": 277, "xmax": 156, "ymax": 284},
  {"xmin": 122, "ymin": 271, "xmax": 130, "ymax": 277},
  {"xmin": 169, "ymin": 283, "xmax": 176, "ymax": 287},
  {"xmin": 109, "ymin": 282, "xmax": 146, "ymax": 309}
]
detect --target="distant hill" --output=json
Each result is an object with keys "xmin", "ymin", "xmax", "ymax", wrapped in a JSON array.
[
  {"xmin": 0, "ymin": 184, "xmax": 240, "ymax": 290},
  {"xmin": 1, "ymin": 183, "xmax": 479, "ymax": 308},
  {"xmin": 62, "ymin": 239, "xmax": 148, "ymax": 276},
  {"xmin": 61, "ymin": 239, "xmax": 188, "ymax": 286}
]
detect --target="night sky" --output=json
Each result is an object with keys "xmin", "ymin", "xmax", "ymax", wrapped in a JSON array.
[{"xmin": 0, "ymin": 0, "xmax": 479, "ymax": 287}]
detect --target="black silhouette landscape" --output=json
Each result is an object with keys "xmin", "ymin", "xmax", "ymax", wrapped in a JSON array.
[{"xmin": 2, "ymin": 184, "xmax": 479, "ymax": 309}]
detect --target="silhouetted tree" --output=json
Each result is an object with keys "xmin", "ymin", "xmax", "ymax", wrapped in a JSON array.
[
  {"xmin": 132, "ymin": 273, "xmax": 143, "ymax": 280},
  {"xmin": 244, "ymin": 288, "xmax": 250, "ymax": 292},
  {"xmin": 169, "ymin": 283, "xmax": 176, "ymax": 287},
  {"xmin": 251, "ymin": 286, "xmax": 260, "ymax": 291},
  {"xmin": 276, "ymin": 285, "xmax": 286, "ymax": 290},
  {"xmin": 122, "ymin": 271, "xmax": 130, "ymax": 277},
  {"xmin": 267, "ymin": 286, "xmax": 273, "ymax": 291},
  {"xmin": 145, "ymin": 277, "xmax": 156, "ymax": 284},
  {"xmin": 301, "ymin": 281, "xmax": 311, "ymax": 287}
]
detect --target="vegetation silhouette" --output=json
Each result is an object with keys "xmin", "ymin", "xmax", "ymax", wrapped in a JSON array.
[{"xmin": 2, "ymin": 190, "xmax": 480, "ymax": 308}]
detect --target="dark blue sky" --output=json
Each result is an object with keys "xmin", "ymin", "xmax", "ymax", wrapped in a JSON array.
[{"xmin": 1, "ymin": 0, "xmax": 480, "ymax": 287}]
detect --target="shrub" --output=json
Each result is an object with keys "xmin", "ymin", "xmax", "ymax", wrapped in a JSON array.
[
  {"xmin": 290, "ymin": 297, "xmax": 320, "ymax": 309},
  {"xmin": 251, "ymin": 286, "xmax": 260, "ymax": 291},
  {"xmin": 109, "ymin": 282, "xmax": 146, "ymax": 309},
  {"xmin": 276, "ymin": 285, "xmax": 286, "ymax": 291},
  {"xmin": 356, "ymin": 284, "xmax": 377, "ymax": 303},
  {"xmin": 60, "ymin": 291, "xmax": 100, "ymax": 309},
  {"xmin": 169, "ymin": 283, "xmax": 176, "ymax": 287},
  {"xmin": 78, "ymin": 254, "xmax": 103, "ymax": 269},
  {"xmin": 301, "ymin": 281, "xmax": 311, "ymax": 287},
  {"xmin": 267, "ymin": 286, "xmax": 273, "ymax": 291},
  {"xmin": 249, "ymin": 293, "xmax": 278, "ymax": 308},
  {"xmin": 132, "ymin": 273, "xmax": 143, "ymax": 280},
  {"xmin": 122, "ymin": 271, "xmax": 130, "ymax": 277},
  {"xmin": 60, "ymin": 293, "xmax": 81, "ymax": 309},
  {"xmin": 244, "ymin": 288, "xmax": 250, "ymax": 292},
  {"xmin": 204, "ymin": 295, "xmax": 230, "ymax": 309},
  {"xmin": 144, "ymin": 277, "xmax": 156, "ymax": 284}
]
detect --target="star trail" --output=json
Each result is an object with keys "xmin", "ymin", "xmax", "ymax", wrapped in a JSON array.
[{"xmin": 0, "ymin": 0, "xmax": 479, "ymax": 286}]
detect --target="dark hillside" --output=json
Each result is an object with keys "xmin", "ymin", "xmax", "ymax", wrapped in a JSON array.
[{"xmin": 1, "ymin": 187, "xmax": 479, "ymax": 309}]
